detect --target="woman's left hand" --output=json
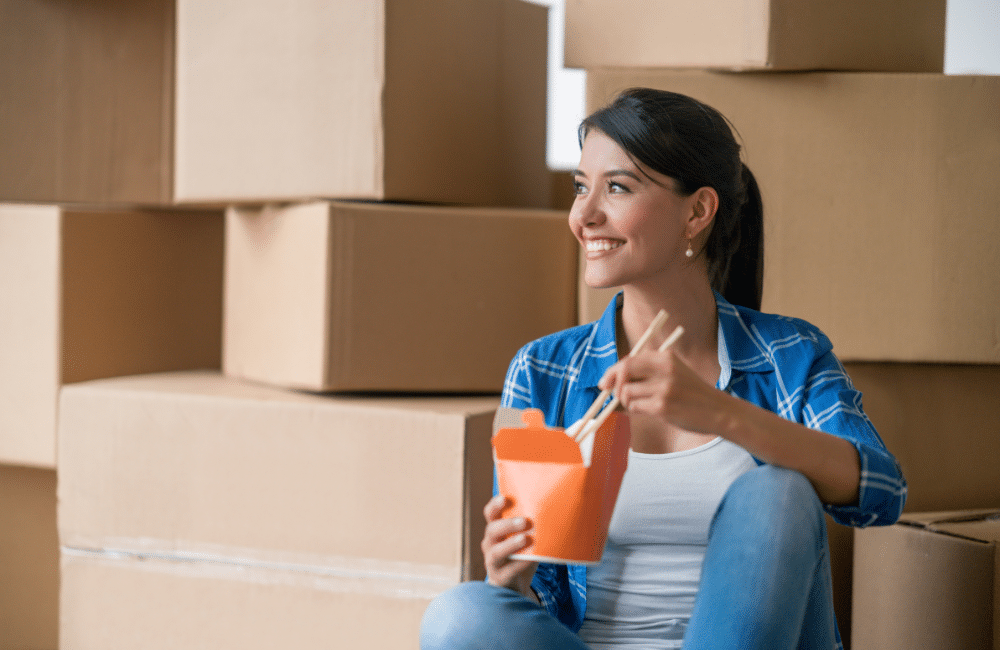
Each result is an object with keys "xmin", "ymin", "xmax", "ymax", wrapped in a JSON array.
[{"xmin": 598, "ymin": 349, "xmax": 728, "ymax": 435}]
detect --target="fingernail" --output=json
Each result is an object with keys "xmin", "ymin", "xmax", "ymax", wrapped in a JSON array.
[{"xmin": 513, "ymin": 517, "xmax": 527, "ymax": 528}]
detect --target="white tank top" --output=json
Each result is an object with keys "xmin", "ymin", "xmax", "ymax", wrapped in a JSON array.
[{"xmin": 577, "ymin": 437, "xmax": 757, "ymax": 649}]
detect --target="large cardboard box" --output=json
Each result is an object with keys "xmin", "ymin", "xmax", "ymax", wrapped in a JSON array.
[
  {"xmin": 224, "ymin": 201, "xmax": 578, "ymax": 392},
  {"xmin": 0, "ymin": 464, "xmax": 59, "ymax": 650},
  {"xmin": 852, "ymin": 509, "xmax": 1000, "ymax": 650},
  {"xmin": 564, "ymin": 0, "xmax": 945, "ymax": 71},
  {"xmin": 0, "ymin": 205, "xmax": 222, "ymax": 468},
  {"xmin": 583, "ymin": 71, "xmax": 1000, "ymax": 363},
  {"xmin": 57, "ymin": 371, "xmax": 498, "ymax": 648},
  {"xmin": 58, "ymin": 371, "xmax": 498, "ymax": 579},
  {"xmin": 60, "ymin": 551, "xmax": 435, "ymax": 650},
  {"xmin": 0, "ymin": 0, "xmax": 548, "ymax": 207}
]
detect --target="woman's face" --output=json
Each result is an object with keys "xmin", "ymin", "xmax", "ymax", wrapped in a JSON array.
[{"xmin": 569, "ymin": 131, "xmax": 698, "ymax": 289}]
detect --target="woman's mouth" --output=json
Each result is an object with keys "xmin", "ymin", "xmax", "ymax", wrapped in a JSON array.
[{"xmin": 585, "ymin": 239, "xmax": 624, "ymax": 252}]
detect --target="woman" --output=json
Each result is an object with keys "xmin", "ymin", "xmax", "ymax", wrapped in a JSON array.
[{"xmin": 420, "ymin": 88, "xmax": 906, "ymax": 649}]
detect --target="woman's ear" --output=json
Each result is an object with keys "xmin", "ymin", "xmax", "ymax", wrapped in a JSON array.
[{"xmin": 687, "ymin": 186, "xmax": 719, "ymax": 239}]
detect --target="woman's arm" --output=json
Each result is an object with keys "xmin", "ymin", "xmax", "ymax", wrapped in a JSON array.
[
  {"xmin": 713, "ymin": 393, "xmax": 860, "ymax": 505},
  {"xmin": 601, "ymin": 350, "xmax": 861, "ymax": 505}
]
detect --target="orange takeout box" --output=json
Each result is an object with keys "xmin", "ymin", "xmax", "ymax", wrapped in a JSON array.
[{"xmin": 492, "ymin": 407, "xmax": 631, "ymax": 565}]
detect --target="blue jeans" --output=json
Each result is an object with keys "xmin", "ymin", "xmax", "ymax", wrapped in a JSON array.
[{"xmin": 420, "ymin": 465, "xmax": 840, "ymax": 650}]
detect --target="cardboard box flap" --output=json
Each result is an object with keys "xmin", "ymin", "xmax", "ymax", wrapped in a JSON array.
[{"xmin": 899, "ymin": 509, "xmax": 1000, "ymax": 545}]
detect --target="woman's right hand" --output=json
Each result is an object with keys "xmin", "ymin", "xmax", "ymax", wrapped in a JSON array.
[{"xmin": 482, "ymin": 495, "xmax": 539, "ymax": 601}]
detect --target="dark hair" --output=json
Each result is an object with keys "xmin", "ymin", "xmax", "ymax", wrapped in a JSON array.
[{"xmin": 580, "ymin": 88, "xmax": 764, "ymax": 311}]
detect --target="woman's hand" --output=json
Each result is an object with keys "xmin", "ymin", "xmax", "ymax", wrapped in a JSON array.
[
  {"xmin": 598, "ymin": 349, "xmax": 727, "ymax": 434},
  {"xmin": 482, "ymin": 495, "xmax": 539, "ymax": 601},
  {"xmin": 601, "ymin": 349, "xmax": 863, "ymax": 505}
]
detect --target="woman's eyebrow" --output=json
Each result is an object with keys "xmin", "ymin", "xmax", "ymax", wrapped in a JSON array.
[{"xmin": 571, "ymin": 169, "xmax": 643, "ymax": 182}]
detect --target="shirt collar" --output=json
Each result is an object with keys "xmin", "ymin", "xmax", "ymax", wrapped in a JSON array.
[{"xmin": 577, "ymin": 291, "xmax": 774, "ymax": 391}]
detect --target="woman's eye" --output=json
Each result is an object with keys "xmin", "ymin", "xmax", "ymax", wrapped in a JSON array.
[
  {"xmin": 572, "ymin": 180, "xmax": 587, "ymax": 195},
  {"xmin": 608, "ymin": 181, "xmax": 629, "ymax": 193}
]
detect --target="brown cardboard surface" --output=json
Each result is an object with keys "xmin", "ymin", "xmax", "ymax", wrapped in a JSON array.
[
  {"xmin": 1, "ymin": 0, "xmax": 548, "ymax": 206},
  {"xmin": 0, "ymin": 0, "xmax": 175, "ymax": 204},
  {"xmin": 0, "ymin": 206, "xmax": 60, "ymax": 468},
  {"xmin": 584, "ymin": 71, "xmax": 1000, "ymax": 363},
  {"xmin": 564, "ymin": 0, "xmax": 945, "ymax": 71},
  {"xmin": 57, "ymin": 371, "xmax": 498, "ymax": 581},
  {"xmin": 852, "ymin": 509, "xmax": 1000, "ymax": 650},
  {"xmin": 0, "ymin": 205, "xmax": 223, "ymax": 468},
  {"xmin": 845, "ymin": 363, "xmax": 1000, "ymax": 513},
  {"xmin": 835, "ymin": 363, "xmax": 1000, "ymax": 646},
  {"xmin": 61, "ymin": 550, "xmax": 434, "ymax": 650},
  {"xmin": 223, "ymin": 201, "xmax": 578, "ymax": 392},
  {"xmin": 0, "ymin": 464, "xmax": 59, "ymax": 650}
]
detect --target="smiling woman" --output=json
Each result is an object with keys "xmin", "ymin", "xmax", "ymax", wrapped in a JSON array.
[
  {"xmin": 420, "ymin": 88, "xmax": 906, "ymax": 650},
  {"xmin": 574, "ymin": 89, "xmax": 763, "ymax": 312}
]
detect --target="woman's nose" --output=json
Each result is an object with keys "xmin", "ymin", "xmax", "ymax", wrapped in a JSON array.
[{"xmin": 570, "ymin": 193, "xmax": 604, "ymax": 229}]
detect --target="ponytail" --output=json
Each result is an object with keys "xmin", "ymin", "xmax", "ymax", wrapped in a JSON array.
[{"xmin": 718, "ymin": 165, "xmax": 763, "ymax": 311}]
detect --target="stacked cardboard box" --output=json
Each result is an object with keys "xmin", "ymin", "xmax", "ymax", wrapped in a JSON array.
[
  {"xmin": 57, "ymin": 372, "xmax": 499, "ymax": 649},
  {"xmin": 0, "ymin": 0, "xmax": 550, "ymax": 207},
  {"xmin": 0, "ymin": 464, "xmax": 59, "ymax": 650},
  {"xmin": 1, "ymin": 1, "xmax": 572, "ymax": 648},
  {"xmin": 851, "ymin": 509, "xmax": 1000, "ymax": 650},
  {"xmin": 563, "ymin": 1, "xmax": 998, "ymax": 646}
]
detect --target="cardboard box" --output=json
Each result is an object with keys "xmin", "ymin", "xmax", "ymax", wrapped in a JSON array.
[
  {"xmin": 61, "ymin": 550, "xmax": 435, "ymax": 650},
  {"xmin": 834, "ymin": 363, "xmax": 1000, "ymax": 644},
  {"xmin": 0, "ymin": 464, "xmax": 59, "ymax": 650},
  {"xmin": 58, "ymin": 371, "xmax": 499, "ymax": 581},
  {"xmin": 852, "ymin": 509, "xmax": 1000, "ymax": 650},
  {"xmin": 564, "ymin": 0, "xmax": 945, "ymax": 71},
  {"xmin": 0, "ymin": 205, "xmax": 222, "ymax": 468},
  {"xmin": 583, "ymin": 71, "xmax": 1000, "ymax": 363},
  {"xmin": 0, "ymin": 0, "xmax": 548, "ymax": 207},
  {"xmin": 223, "ymin": 201, "xmax": 578, "ymax": 392}
]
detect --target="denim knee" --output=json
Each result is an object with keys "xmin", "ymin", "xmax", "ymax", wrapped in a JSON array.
[
  {"xmin": 713, "ymin": 465, "xmax": 826, "ymax": 553},
  {"xmin": 421, "ymin": 582, "xmax": 493, "ymax": 650}
]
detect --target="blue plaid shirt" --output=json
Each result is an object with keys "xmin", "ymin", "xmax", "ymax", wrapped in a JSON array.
[{"xmin": 498, "ymin": 291, "xmax": 907, "ymax": 632}]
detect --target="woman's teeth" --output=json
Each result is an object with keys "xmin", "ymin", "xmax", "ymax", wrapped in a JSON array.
[{"xmin": 586, "ymin": 240, "xmax": 623, "ymax": 252}]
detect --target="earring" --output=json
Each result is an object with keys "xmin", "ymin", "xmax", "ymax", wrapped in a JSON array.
[{"xmin": 685, "ymin": 239, "xmax": 694, "ymax": 258}]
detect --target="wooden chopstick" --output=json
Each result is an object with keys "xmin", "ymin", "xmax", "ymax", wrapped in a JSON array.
[
  {"xmin": 574, "ymin": 324, "xmax": 685, "ymax": 443},
  {"xmin": 571, "ymin": 310, "xmax": 669, "ymax": 434}
]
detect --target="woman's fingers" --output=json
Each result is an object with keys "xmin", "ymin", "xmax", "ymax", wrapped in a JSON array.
[
  {"xmin": 483, "ymin": 494, "xmax": 507, "ymax": 522},
  {"xmin": 481, "ymin": 495, "xmax": 537, "ymax": 591}
]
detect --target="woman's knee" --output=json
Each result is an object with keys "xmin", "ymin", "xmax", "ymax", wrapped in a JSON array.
[
  {"xmin": 715, "ymin": 465, "xmax": 826, "ymax": 547},
  {"xmin": 421, "ymin": 581, "xmax": 533, "ymax": 650},
  {"xmin": 421, "ymin": 582, "xmax": 492, "ymax": 650}
]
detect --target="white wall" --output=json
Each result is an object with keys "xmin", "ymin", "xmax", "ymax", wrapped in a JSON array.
[{"xmin": 536, "ymin": 0, "xmax": 1000, "ymax": 170}]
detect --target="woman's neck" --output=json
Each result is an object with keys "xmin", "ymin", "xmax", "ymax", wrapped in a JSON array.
[{"xmin": 618, "ymin": 278, "xmax": 718, "ymax": 365}]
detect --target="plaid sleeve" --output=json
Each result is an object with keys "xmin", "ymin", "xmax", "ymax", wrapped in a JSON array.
[
  {"xmin": 530, "ymin": 563, "xmax": 574, "ymax": 622},
  {"xmin": 800, "ymin": 351, "xmax": 908, "ymax": 527},
  {"xmin": 500, "ymin": 345, "xmax": 532, "ymax": 409}
]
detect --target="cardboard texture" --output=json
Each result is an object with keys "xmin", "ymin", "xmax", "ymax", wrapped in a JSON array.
[
  {"xmin": 223, "ymin": 201, "xmax": 578, "ymax": 392},
  {"xmin": 57, "ymin": 371, "xmax": 499, "ymax": 583},
  {"xmin": 0, "ymin": 464, "xmax": 59, "ymax": 650},
  {"xmin": 852, "ymin": 509, "xmax": 1000, "ymax": 650},
  {"xmin": 832, "ymin": 363, "xmax": 1000, "ymax": 646},
  {"xmin": 564, "ymin": 0, "xmax": 946, "ymax": 71},
  {"xmin": 583, "ymin": 71, "xmax": 1000, "ymax": 363},
  {"xmin": 61, "ymin": 551, "xmax": 433, "ymax": 650},
  {"xmin": 0, "ymin": 0, "xmax": 548, "ymax": 206},
  {"xmin": 0, "ymin": 204, "xmax": 222, "ymax": 468},
  {"xmin": 493, "ymin": 408, "xmax": 630, "ymax": 565}
]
